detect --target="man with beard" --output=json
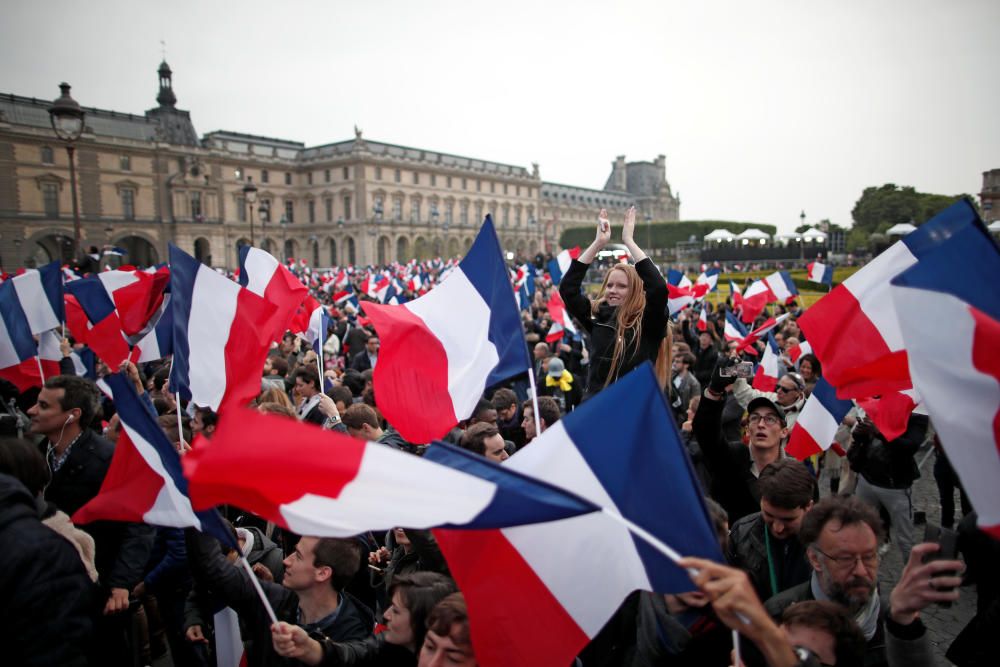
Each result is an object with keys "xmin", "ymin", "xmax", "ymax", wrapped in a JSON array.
[{"xmin": 764, "ymin": 495, "xmax": 962, "ymax": 667}]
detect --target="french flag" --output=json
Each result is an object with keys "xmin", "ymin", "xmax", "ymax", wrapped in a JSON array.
[
  {"xmin": 361, "ymin": 216, "xmax": 531, "ymax": 443},
  {"xmin": 182, "ymin": 406, "xmax": 598, "ymax": 538},
  {"xmin": 302, "ymin": 302, "xmax": 332, "ymax": 354},
  {"xmin": 799, "ymin": 200, "xmax": 979, "ymax": 399},
  {"xmin": 667, "ymin": 269, "xmax": 692, "ymax": 290},
  {"xmin": 133, "ymin": 295, "xmax": 173, "ymax": 364},
  {"xmin": 724, "ymin": 310, "xmax": 749, "ymax": 342},
  {"xmin": 63, "ymin": 276, "xmax": 132, "ymax": 368},
  {"xmin": 889, "ymin": 210, "xmax": 1000, "ymax": 538},
  {"xmin": 696, "ymin": 305, "xmax": 709, "ymax": 332},
  {"xmin": 788, "ymin": 340, "xmax": 812, "ymax": 365},
  {"xmin": 695, "ymin": 269, "xmax": 720, "ymax": 294},
  {"xmin": 289, "ymin": 295, "xmax": 320, "ymax": 337},
  {"xmin": 547, "ymin": 247, "xmax": 581, "ymax": 286},
  {"xmin": 751, "ymin": 332, "xmax": 781, "ymax": 392},
  {"xmin": 545, "ymin": 290, "xmax": 577, "ymax": 344},
  {"xmin": 764, "ymin": 270, "xmax": 799, "ymax": 304},
  {"xmin": 0, "ymin": 280, "xmax": 41, "ymax": 391},
  {"xmin": 736, "ymin": 312, "xmax": 790, "ymax": 354},
  {"xmin": 434, "ymin": 364, "xmax": 724, "ymax": 667},
  {"xmin": 238, "ymin": 246, "xmax": 309, "ymax": 343},
  {"xmin": 730, "ymin": 280, "xmax": 743, "ymax": 313},
  {"xmin": 855, "ymin": 391, "xmax": 920, "ymax": 442},
  {"xmin": 168, "ymin": 245, "xmax": 277, "ymax": 413},
  {"xmin": 740, "ymin": 278, "xmax": 774, "ymax": 324},
  {"xmin": 786, "ymin": 377, "xmax": 854, "ymax": 461},
  {"xmin": 666, "ymin": 284, "xmax": 694, "ymax": 316},
  {"xmin": 10, "ymin": 260, "xmax": 64, "ymax": 334},
  {"xmin": 807, "ymin": 261, "xmax": 834, "ymax": 286}
]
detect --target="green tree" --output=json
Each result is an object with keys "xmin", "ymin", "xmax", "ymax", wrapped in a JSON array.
[{"xmin": 850, "ymin": 184, "xmax": 970, "ymax": 234}]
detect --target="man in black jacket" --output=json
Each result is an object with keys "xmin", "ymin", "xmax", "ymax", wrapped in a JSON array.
[
  {"xmin": 29, "ymin": 375, "xmax": 155, "ymax": 663},
  {"xmin": 0, "ymin": 472, "xmax": 97, "ymax": 666},
  {"xmin": 727, "ymin": 459, "xmax": 815, "ymax": 601},
  {"xmin": 186, "ymin": 530, "xmax": 374, "ymax": 667}
]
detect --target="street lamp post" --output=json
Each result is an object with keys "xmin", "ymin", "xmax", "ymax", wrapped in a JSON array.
[
  {"xmin": 799, "ymin": 210, "xmax": 806, "ymax": 263},
  {"xmin": 243, "ymin": 176, "xmax": 258, "ymax": 246},
  {"xmin": 48, "ymin": 83, "xmax": 85, "ymax": 260}
]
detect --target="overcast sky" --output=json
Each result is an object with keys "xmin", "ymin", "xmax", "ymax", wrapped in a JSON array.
[{"xmin": 3, "ymin": 0, "xmax": 997, "ymax": 233}]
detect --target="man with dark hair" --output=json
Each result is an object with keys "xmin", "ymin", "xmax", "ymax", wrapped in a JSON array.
[
  {"xmin": 781, "ymin": 600, "xmax": 866, "ymax": 667},
  {"xmin": 764, "ymin": 495, "xmax": 961, "ymax": 666},
  {"xmin": 466, "ymin": 399, "xmax": 497, "ymax": 427},
  {"xmin": 29, "ymin": 376, "xmax": 155, "ymax": 663},
  {"xmin": 490, "ymin": 388, "xmax": 525, "ymax": 447},
  {"xmin": 419, "ymin": 593, "xmax": 476, "ymax": 667},
  {"xmin": 521, "ymin": 396, "xmax": 560, "ymax": 445},
  {"xmin": 262, "ymin": 356, "xmax": 289, "ymax": 392},
  {"xmin": 350, "ymin": 336, "xmax": 380, "ymax": 372},
  {"xmin": 459, "ymin": 423, "xmax": 508, "ymax": 463},
  {"xmin": 293, "ymin": 369, "xmax": 326, "ymax": 425},
  {"xmin": 187, "ymin": 531, "xmax": 373, "ymax": 664},
  {"xmin": 341, "ymin": 403, "xmax": 416, "ymax": 454},
  {"xmin": 728, "ymin": 458, "xmax": 816, "ymax": 601},
  {"xmin": 328, "ymin": 385, "xmax": 354, "ymax": 414},
  {"xmin": 191, "ymin": 405, "xmax": 218, "ymax": 439},
  {"xmin": 671, "ymin": 351, "xmax": 701, "ymax": 421}
]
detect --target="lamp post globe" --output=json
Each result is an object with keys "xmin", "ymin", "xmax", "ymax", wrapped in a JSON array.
[
  {"xmin": 48, "ymin": 83, "xmax": 85, "ymax": 261},
  {"xmin": 243, "ymin": 176, "xmax": 258, "ymax": 246}
]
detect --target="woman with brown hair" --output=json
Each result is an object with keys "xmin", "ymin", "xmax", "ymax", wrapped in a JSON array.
[{"xmin": 559, "ymin": 206, "xmax": 668, "ymax": 398}]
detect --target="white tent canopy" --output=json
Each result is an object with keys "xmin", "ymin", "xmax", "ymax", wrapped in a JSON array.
[
  {"xmin": 703, "ymin": 228, "xmax": 737, "ymax": 242},
  {"xmin": 988, "ymin": 220, "xmax": 1000, "ymax": 232},
  {"xmin": 801, "ymin": 227, "xmax": 827, "ymax": 241},
  {"xmin": 735, "ymin": 228, "xmax": 771, "ymax": 240},
  {"xmin": 886, "ymin": 222, "xmax": 918, "ymax": 236}
]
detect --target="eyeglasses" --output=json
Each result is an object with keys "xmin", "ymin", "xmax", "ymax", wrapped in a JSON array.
[
  {"xmin": 747, "ymin": 413, "xmax": 781, "ymax": 426},
  {"xmin": 812, "ymin": 547, "xmax": 879, "ymax": 570},
  {"xmin": 775, "ymin": 385, "xmax": 798, "ymax": 394}
]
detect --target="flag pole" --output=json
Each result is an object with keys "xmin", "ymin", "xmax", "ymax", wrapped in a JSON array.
[
  {"xmin": 527, "ymin": 367, "xmax": 543, "ymax": 439},
  {"xmin": 238, "ymin": 556, "xmax": 279, "ymax": 626},
  {"xmin": 167, "ymin": 356, "xmax": 185, "ymax": 449},
  {"xmin": 36, "ymin": 356, "xmax": 45, "ymax": 383}
]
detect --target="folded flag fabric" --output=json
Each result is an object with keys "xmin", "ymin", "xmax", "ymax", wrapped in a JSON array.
[
  {"xmin": 182, "ymin": 406, "xmax": 598, "ymax": 536},
  {"xmin": 786, "ymin": 377, "xmax": 854, "ymax": 461},
  {"xmin": 10, "ymin": 260, "xmax": 64, "ymax": 334},
  {"xmin": 238, "ymin": 246, "xmax": 308, "ymax": 343},
  {"xmin": 740, "ymin": 278, "xmax": 774, "ymax": 324},
  {"xmin": 729, "ymin": 280, "xmax": 743, "ymax": 313},
  {"xmin": 764, "ymin": 270, "xmax": 799, "ymax": 304},
  {"xmin": 788, "ymin": 340, "xmax": 812, "ymax": 365},
  {"xmin": 73, "ymin": 372, "xmax": 233, "ymax": 544},
  {"xmin": 133, "ymin": 295, "xmax": 173, "ymax": 364},
  {"xmin": 696, "ymin": 305, "xmax": 709, "ymax": 332},
  {"xmin": 695, "ymin": 269, "xmax": 720, "ymax": 294},
  {"xmin": 807, "ymin": 261, "xmax": 834, "ymax": 286},
  {"xmin": 799, "ymin": 199, "xmax": 979, "ymax": 399},
  {"xmin": 855, "ymin": 391, "xmax": 919, "ymax": 443},
  {"xmin": 168, "ymin": 244, "xmax": 277, "ymax": 412},
  {"xmin": 0, "ymin": 280, "xmax": 41, "ymax": 391},
  {"xmin": 666, "ymin": 283, "xmax": 694, "ymax": 317},
  {"xmin": 64, "ymin": 275, "xmax": 133, "ymax": 368},
  {"xmin": 434, "ymin": 364, "xmax": 723, "ymax": 667},
  {"xmin": 361, "ymin": 216, "xmax": 531, "ymax": 443},
  {"xmin": 303, "ymin": 302, "xmax": 332, "ymax": 354},
  {"xmin": 545, "ymin": 290, "xmax": 577, "ymax": 344},
  {"xmin": 667, "ymin": 269, "xmax": 692, "ymax": 289},
  {"xmin": 547, "ymin": 247, "xmax": 581, "ymax": 286},
  {"xmin": 724, "ymin": 311, "xmax": 749, "ymax": 342},
  {"xmin": 736, "ymin": 312, "xmax": 790, "ymax": 354},
  {"xmin": 752, "ymin": 332, "xmax": 780, "ymax": 392},
  {"xmin": 889, "ymin": 210, "xmax": 1000, "ymax": 538}
]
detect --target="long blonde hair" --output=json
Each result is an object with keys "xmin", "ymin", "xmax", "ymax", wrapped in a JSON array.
[{"xmin": 592, "ymin": 264, "xmax": 646, "ymax": 387}]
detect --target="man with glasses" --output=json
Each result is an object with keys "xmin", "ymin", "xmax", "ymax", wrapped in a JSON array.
[{"xmin": 764, "ymin": 495, "xmax": 962, "ymax": 666}]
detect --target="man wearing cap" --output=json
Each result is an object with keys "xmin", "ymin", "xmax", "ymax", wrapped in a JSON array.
[
  {"xmin": 732, "ymin": 371, "xmax": 808, "ymax": 429},
  {"xmin": 538, "ymin": 356, "xmax": 581, "ymax": 413},
  {"xmin": 694, "ymin": 359, "xmax": 792, "ymax": 522}
]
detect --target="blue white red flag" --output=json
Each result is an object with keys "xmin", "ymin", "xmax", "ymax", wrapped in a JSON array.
[
  {"xmin": 182, "ymin": 406, "xmax": 597, "ymax": 536},
  {"xmin": 807, "ymin": 261, "xmax": 834, "ymax": 286},
  {"xmin": 695, "ymin": 268, "xmax": 720, "ymax": 293},
  {"xmin": 73, "ymin": 373, "xmax": 234, "ymax": 544},
  {"xmin": 889, "ymin": 210, "xmax": 1000, "ymax": 538},
  {"xmin": 740, "ymin": 278, "xmax": 774, "ymax": 324},
  {"xmin": 0, "ymin": 280, "xmax": 41, "ymax": 391},
  {"xmin": 361, "ymin": 216, "xmax": 531, "ymax": 442},
  {"xmin": 10, "ymin": 260, "xmax": 64, "ymax": 334},
  {"xmin": 786, "ymin": 377, "xmax": 854, "ymax": 461},
  {"xmin": 666, "ymin": 283, "xmax": 694, "ymax": 316},
  {"xmin": 168, "ymin": 245, "xmax": 277, "ymax": 412},
  {"xmin": 434, "ymin": 364, "xmax": 724, "ymax": 667},
  {"xmin": 133, "ymin": 295, "xmax": 173, "ymax": 364},
  {"xmin": 238, "ymin": 246, "xmax": 308, "ymax": 343},
  {"xmin": 547, "ymin": 247, "xmax": 581, "ymax": 286},
  {"xmin": 696, "ymin": 304, "xmax": 709, "ymax": 332},
  {"xmin": 730, "ymin": 280, "xmax": 743, "ymax": 313},
  {"xmin": 103, "ymin": 245, "xmax": 128, "ymax": 257},
  {"xmin": 302, "ymin": 302, "xmax": 332, "ymax": 355},
  {"xmin": 736, "ymin": 312, "xmax": 790, "ymax": 354},
  {"xmin": 799, "ymin": 199, "xmax": 979, "ymax": 399},
  {"xmin": 724, "ymin": 310, "xmax": 749, "ymax": 341},
  {"xmin": 545, "ymin": 289, "xmax": 577, "ymax": 344},
  {"xmin": 764, "ymin": 270, "xmax": 799, "ymax": 304},
  {"xmin": 788, "ymin": 340, "xmax": 812, "ymax": 365},
  {"xmin": 751, "ymin": 332, "xmax": 781, "ymax": 392}
]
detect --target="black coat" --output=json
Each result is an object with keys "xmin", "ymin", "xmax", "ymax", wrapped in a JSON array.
[
  {"xmin": 0, "ymin": 473, "xmax": 98, "ymax": 667},
  {"xmin": 693, "ymin": 394, "xmax": 762, "ymax": 523},
  {"xmin": 186, "ymin": 530, "xmax": 374, "ymax": 667},
  {"xmin": 726, "ymin": 512, "xmax": 811, "ymax": 602},
  {"xmin": 41, "ymin": 429, "xmax": 155, "ymax": 589},
  {"xmin": 350, "ymin": 350, "xmax": 375, "ymax": 373},
  {"xmin": 560, "ymin": 258, "xmax": 668, "ymax": 398},
  {"xmin": 850, "ymin": 414, "xmax": 929, "ymax": 489}
]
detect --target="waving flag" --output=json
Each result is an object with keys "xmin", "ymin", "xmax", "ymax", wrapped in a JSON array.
[
  {"xmin": 667, "ymin": 283, "xmax": 695, "ymax": 316},
  {"xmin": 102, "ymin": 245, "xmax": 128, "ymax": 258},
  {"xmin": 786, "ymin": 377, "xmax": 854, "ymax": 461},
  {"xmin": 788, "ymin": 340, "xmax": 812, "ymax": 365},
  {"xmin": 696, "ymin": 304, "xmax": 709, "ymax": 332},
  {"xmin": 10, "ymin": 261, "xmax": 64, "ymax": 334},
  {"xmin": 515, "ymin": 263, "xmax": 536, "ymax": 311},
  {"xmin": 168, "ymin": 245, "xmax": 277, "ymax": 412},
  {"xmin": 807, "ymin": 261, "xmax": 834, "ymax": 286},
  {"xmin": 740, "ymin": 278, "xmax": 774, "ymax": 324},
  {"xmin": 724, "ymin": 311, "xmax": 749, "ymax": 342},
  {"xmin": 434, "ymin": 364, "xmax": 723, "ymax": 667},
  {"xmin": 799, "ymin": 199, "xmax": 979, "ymax": 399},
  {"xmin": 855, "ymin": 391, "xmax": 920, "ymax": 443},
  {"xmin": 730, "ymin": 280, "xmax": 744, "ymax": 313},
  {"xmin": 752, "ymin": 332, "xmax": 781, "ymax": 392},
  {"xmin": 133, "ymin": 295, "xmax": 173, "ymax": 364},
  {"xmin": 73, "ymin": 372, "xmax": 233, "ymax": 542},
  {"xmin": 183, "ymin": 406, "xmax": 598, "ymax": 536},
  {"xmin": 64, "ymin": 275, "xmax": 132, "ymax": 368},
  {"xmin": 238, "ymin": 246, "xmax": 309, "ymax": 342},
  {"xmin": 547, "ymin": 247, "xmax": 581, "ymax": 286},
  {"xmin": 667, "ymin": 269, "xmax": 692, "ymax": 289},
  {"xmin": 545, "ymin": 290, "xmax": 577, "ymax": 344},
  {"xmin": 361, "ymin": 216, "xmax": 531, "ymax": 443},
  {"xmin": 302, "ymin": 302, "xmax": 332, "ymax": 354},
  {"xmin": 736, "ymin": 313, "xmax": 790, "ymax": 354},
  {"xmin": 889, "ymin": 211, "xmax": 1000, "ymax": 538},
  {"xmin": 764, "ymin": 270, "xmax": 799, "ymax": 304},
  {"xmin": 695, "ymin": 269, "xmax": 720, "ymax": 294},
  {"xmin": 0, "ymin": 280, "xmax": 41, "ymax": 391}
]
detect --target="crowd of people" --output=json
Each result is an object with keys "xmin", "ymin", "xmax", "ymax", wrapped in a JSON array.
[{"xmin": 1, "ymin": 207, "xmax": 995, "ymax": 667}]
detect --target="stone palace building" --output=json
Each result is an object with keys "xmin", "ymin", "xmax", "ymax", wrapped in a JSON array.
[{"xmin": 0, "ymin": 62, "xmax": 680, "ymax": 269}]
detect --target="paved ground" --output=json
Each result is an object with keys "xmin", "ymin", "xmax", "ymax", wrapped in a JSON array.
[{"xmin": 820, "ymin": 442, "xmax": 976, "ymax": 665}]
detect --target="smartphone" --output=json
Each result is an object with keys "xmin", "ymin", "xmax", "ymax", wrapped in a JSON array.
[
  {"xmin": 923, "ymin": 523, "xmax": 959, "ymax": 607},
  {"xmin": 720, "ymin": 361, "xmax": 755, "ymax": 379}
]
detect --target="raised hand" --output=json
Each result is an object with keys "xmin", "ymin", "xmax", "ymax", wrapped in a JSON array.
[
  {"xmin": 596, "ymin": 208, "xmax": 611, "ymax": 247},
  {"xmin": 622, "ymin": 205, "xmax": 637, "ymax": 244}
]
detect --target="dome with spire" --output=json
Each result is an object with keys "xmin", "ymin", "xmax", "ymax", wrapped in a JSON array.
[{"xmin": 156, "ymin": 60, "xmax": 176, "ymax": 108}]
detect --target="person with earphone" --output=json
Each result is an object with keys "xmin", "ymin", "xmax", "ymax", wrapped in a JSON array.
[{"xmin": 28, "ymin": 374, "xmax": 156, "ymax": 664}]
